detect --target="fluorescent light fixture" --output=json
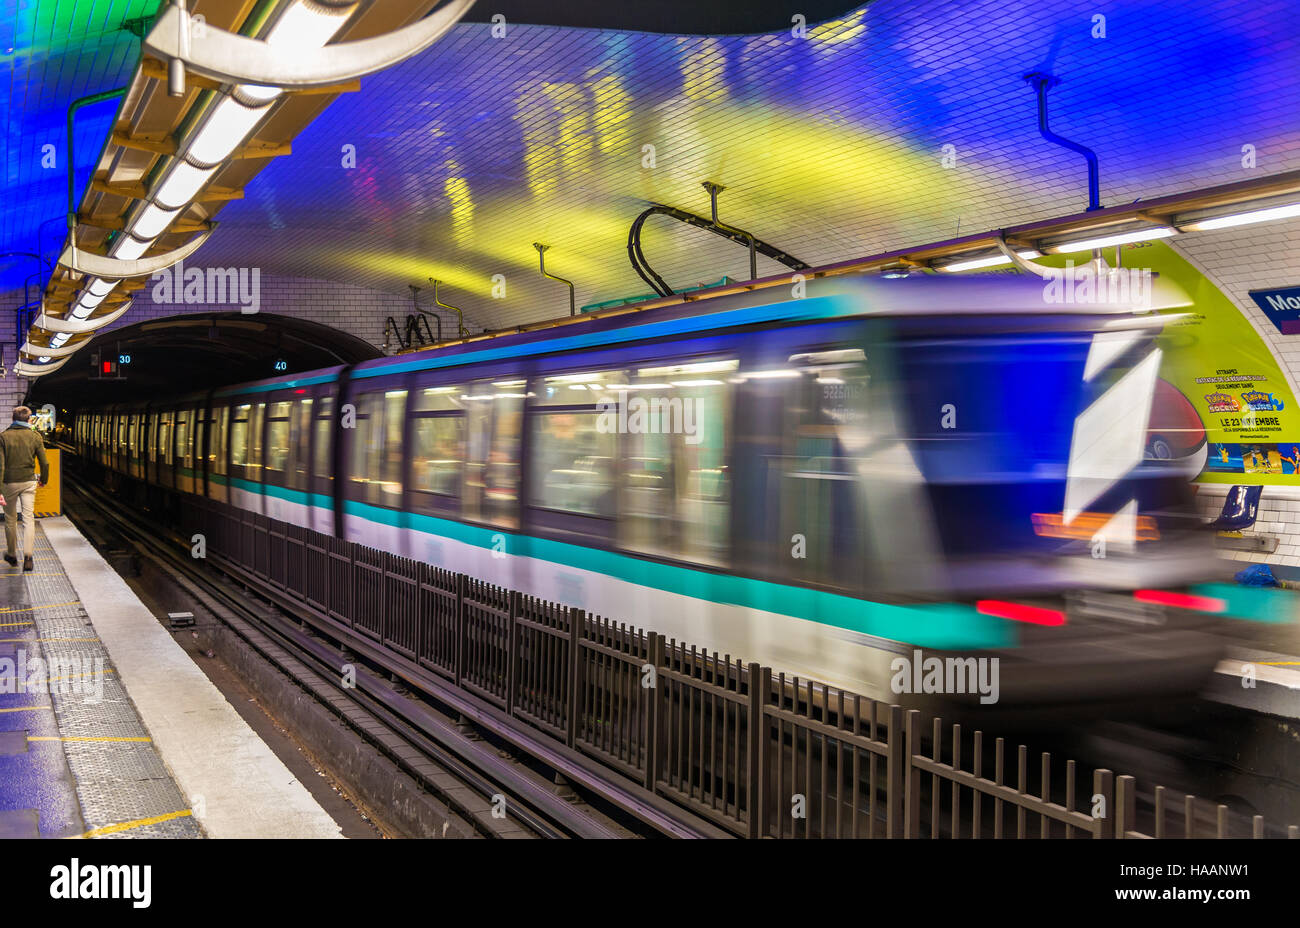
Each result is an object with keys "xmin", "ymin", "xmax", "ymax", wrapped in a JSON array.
[
  {"xmin": 71, "ymin": 303, "xmax": 96, "ymax": 319},
  {"xmin": 187, "ymin": 97, "xmax": 273, "ymax": 166},
  {"xmin": 742, "ymin": 369, "xmax": 802, "ymax": 379},
  {"xmin": 492, "ymin": 380, "xmax": 527, "ymax": 387},
  {"xmin": 938, "ymin": 249, "xmax": 1042, "ymax": 273},
  {"xmin": 265, "ymin": 0, "xmax": 355, "ymax": 48},
  {"xmin": 670, "ymin": 379, "xmax": 725, "ymax": 387},
  {"xmin": 1179, "ymin": 201, "xmax": 1300, "ymax": 232},
  {"xmin": 155, "ymin": 161, "xmax": 218, "ymax": 210},
  {"xmin": 111, "ymin": 235, "xmax": 152, "ymax": 260},
  {"xmin": 1047, "ymin": 227, "xmax": 1175, "ymax": 253},
  {"xmin": 50, "ymin": 333, "xmax": 69, "ymax": 347},
  {"xmin": 237, "ymin": 84, "xmax": 282, "ymax": 104},
  {"xmin": 77, "ymin": 290, "xmax": 107, "ymax": 311},
  {"xmin": 87, "ymin": 278, "xmax": 116, "ymax": 297},
  {"xmin": 131, "ymin": 203, "xmax": 181, "ymax": 239}
]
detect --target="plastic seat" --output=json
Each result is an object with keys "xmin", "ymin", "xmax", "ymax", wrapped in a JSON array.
[{"xmin": 1209, "ymin": 484, "xmax": 1262, "ymax": 531}]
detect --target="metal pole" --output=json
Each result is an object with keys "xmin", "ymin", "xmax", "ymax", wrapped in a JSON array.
[
  {"xmin": 67, "ymin": 87, "xmax": 129, "ymax": 236},
  {"xmin": 533, "ymin": 243, "xmax": 576, "ymax": 316}
]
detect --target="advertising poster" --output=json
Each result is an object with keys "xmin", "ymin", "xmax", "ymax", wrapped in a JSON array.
[{"xmin": 1041, "ymin": 240, "xmax": 1300, "ymax": 486}]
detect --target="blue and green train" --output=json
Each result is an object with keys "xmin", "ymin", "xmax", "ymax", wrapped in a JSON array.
[{"xmin": 74, "ymin": 275, "xmax": 1232, "ymax": 713}]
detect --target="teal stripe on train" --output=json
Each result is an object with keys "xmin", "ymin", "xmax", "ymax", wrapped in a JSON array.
[{"xmin": 332, "ymin": 497, "xmax": 1012, "ymax": 651}]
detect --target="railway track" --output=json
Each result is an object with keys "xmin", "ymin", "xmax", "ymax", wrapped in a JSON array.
[{"xmin": 61, "ymin": 466, "xmax": 720, "ymax": 838}]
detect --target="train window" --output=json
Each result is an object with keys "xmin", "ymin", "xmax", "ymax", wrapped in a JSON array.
[
  {"xmin": 411, "ymin": 386, "xmax": 465, "ymax": 497},
  {"xmin": 617, "ymin": 359, "xmax": 735, "ymax": 566},
  {"xmin": 248, "ymin": 403, "xmax": 265, "ymax": 476},
  {"xmin": 348, "ymin": 390, "xmax": 406, "ymax": 506},
  {"xmin": 211, "ymin": 405, "xmax": 229, "ymax": 476},
  {"xmin": 291, "ymin": 398, "xmax": 313, "ymax": 490},
  {"xmin": 754, "ymin": 349, "xmax": 872, "ymax": 588},
  {"xmin": 312, "ymin": 396, "xmax": 334, "ymax": 480},
  {"xmin": 174, "ymin": 410, "xmax": 189, "ymax": 468},
  {"xmin": 230, "ymin": 404, "xmax": 251, "ymax": 466},
  {"xmin": 528, "ymin": 370, "xmax": 623, "ymax": 518},
  {"xmin": 463, "ymin": 380, "xmax": 523, "ymax": 527},
  {"xmin": 159, "ymin": 412, "xmax": 173, "ymax": 464},
  {"xmin": 265, "ymin": 401, "xmax": 291, "ymax": 476}
]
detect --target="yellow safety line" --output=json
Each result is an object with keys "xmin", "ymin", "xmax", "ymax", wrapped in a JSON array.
[
  {"xmin": 0, "ymin": 621, "xmax": 33, "ymax": 628},
  {"xmin": 38, "ymin": 668, "xmax": 115, "ymax": 683},
  {"xmin": 1261, "ymin": 661, "xmax": 1300, "ymax": 666},
  {"xmin": 29, "ymin": 735, "xmax": 151, "ymax": 743},
  {"xmin": 0, "ymin": 637, "xmax": 99, "ymax": 643},
  {"xmin": 0, "ymin": 704, "xmax": 53, "ymax": 713},
  {"xmin": 0, "ymin": 600, "xmax": 82, "ymax": 615},
  {"xmin": 72, "ymin": 809, "xmax": 193, "ymax": 839}
]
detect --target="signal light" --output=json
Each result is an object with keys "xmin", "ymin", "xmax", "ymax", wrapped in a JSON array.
[
  {"xmin": 976, "ymin": 600, "xmax": 1067, "ymax": 626},
  {"xmin": 1134, "ymin": 590, "xmax": 1227, "ymax": 612}
]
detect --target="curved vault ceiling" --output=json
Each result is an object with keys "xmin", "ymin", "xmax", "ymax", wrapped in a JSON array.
[{"xmin": 7, "ymin": 0, "xmax": 1300, "ymax": 336}]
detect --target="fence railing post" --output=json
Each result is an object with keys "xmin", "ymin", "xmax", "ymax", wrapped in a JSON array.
[
  {"xmin": 1093, "ymin": 769, "xmax": 1114, "ymax": 838},
  {"xmin": 747, "ymin": 662, "xmax": 769, "ymax": 839},
  {"xmin": 886, "ymin": 705, "xmax": 906, "ymax": 838},
  {"xmin": 1116, "ymin": 774, "xmax": 1136, "ymax": 839},
  {"xmin": 566, "ymin": 608, "xmax": 585, "ymax": 748},
  {"xmin": 643, "ymin": 632, "xmax": 664, "ymax": 792},
  {"xmin": 454, "ymin": 573, "xmax": 465, "ymax": 688},
  {"xmin": 905, "ymin": 708, "xmax": 922, "ymax": 838},
  {"xmin": 506, "ymin": 590, "xmax": 519, "ymax": 716}
]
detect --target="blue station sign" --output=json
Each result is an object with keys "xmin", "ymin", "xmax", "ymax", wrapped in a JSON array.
[{"xmin": 1249, "ymin": 286, "xmax": 1300, "ymax": 334}]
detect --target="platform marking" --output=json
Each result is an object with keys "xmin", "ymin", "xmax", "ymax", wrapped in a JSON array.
[
  {"xmin": 0, "ymin": 621, "xmax": 34, "ymax": 628},
  {"xmin": 0, "ymin": 704, "xmax": 53, "ymax": 713},
  {"xmin": 0, "ymin": 637, "xmax": 99, "ymax": 643},
  {"xmin": 29, "ymin": 735, "xmax": 152, "ymax": 743},
  {"xmin": 37, "ymin": 668, "xmax": 115, "ymax": 683},
  {"xmin": 0, "ymin": 601, "xmax": 82, "ymax": 615},
  {"xmin": 71, "ymin": 809, "xmax": 192, "ymax": 839}
]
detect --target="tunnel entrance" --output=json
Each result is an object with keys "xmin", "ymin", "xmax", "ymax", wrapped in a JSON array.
[{"xmin": 26, "ymin": 311, "xmax": 382, "ymax": 411}]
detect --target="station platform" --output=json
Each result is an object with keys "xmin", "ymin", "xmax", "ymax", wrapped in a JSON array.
[{"xmin": 0, "ymin": 517, "xmax": 342, "ymax": 838}]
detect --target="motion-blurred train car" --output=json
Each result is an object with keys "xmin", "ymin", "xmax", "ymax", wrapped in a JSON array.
[{"xmin": 75, "ymin": 275, "xmax": 1232, "ymax": 717}]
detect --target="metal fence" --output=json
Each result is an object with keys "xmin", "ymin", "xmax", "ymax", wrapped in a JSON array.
[{"xmin": 182, "ymin": 499, "xmax": 1298, "ymax": 839}]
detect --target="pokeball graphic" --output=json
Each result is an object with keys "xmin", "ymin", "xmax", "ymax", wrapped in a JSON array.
[{"xmin": 1146, "ymin": 378, "xmax": 1207, "ymax": 477}]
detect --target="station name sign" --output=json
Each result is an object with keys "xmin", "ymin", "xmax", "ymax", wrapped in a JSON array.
[{"xmin": 1249, "ymin": 285, "xmax": 1300, "ymax": 334}]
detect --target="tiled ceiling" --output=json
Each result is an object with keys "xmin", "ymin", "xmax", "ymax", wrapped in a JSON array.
[
  {"xmin": 6, "ymin": 0, "xmax": 1300, "ymax": 332},
  {"xmin": 1, "ymin": 0, "xmax": 161, "ymax": 293}
]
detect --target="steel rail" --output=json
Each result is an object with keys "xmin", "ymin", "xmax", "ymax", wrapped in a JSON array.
[{"xmin": 63, "ymin": 474, "xmax": 621, "ymax": 838}]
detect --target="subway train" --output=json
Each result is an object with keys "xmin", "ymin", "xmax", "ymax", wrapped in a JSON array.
[{"xmin": 72, "ymin": 275, "xmax": 1233, "ymax": 714}]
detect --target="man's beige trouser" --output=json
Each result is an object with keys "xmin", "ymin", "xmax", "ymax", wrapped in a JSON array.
[{"xmin": 3, "ymin": 481, "xmax": 38, "ymax": 558}]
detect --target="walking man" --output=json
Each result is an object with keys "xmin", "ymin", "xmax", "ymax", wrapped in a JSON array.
[{"xmin": 0, "ymin": 406, "xmax": 50, "ymax": 572}]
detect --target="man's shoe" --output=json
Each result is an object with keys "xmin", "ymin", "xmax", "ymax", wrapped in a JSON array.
[
  {"xmin": 22, "ymin": 557, "xmax": 34, "ymax": 572},
  {"xmin": 3, "ymin": 553, "xmax": 15, "ymax": 566}
]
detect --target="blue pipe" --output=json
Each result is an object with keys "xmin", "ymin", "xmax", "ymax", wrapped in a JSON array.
[{"xmin": 1025, "ymin": 72, "xmax": 1101, "ymax": 212}]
